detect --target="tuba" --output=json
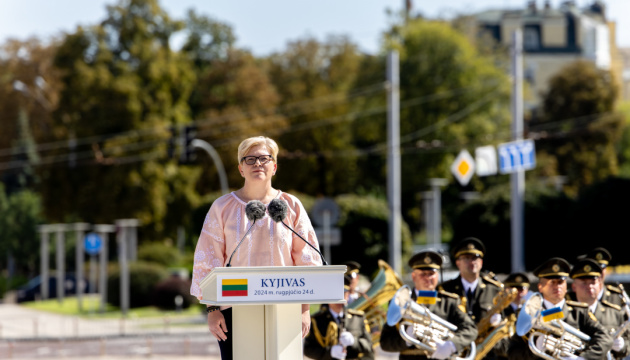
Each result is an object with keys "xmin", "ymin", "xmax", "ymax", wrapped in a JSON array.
[
  {"xmin": 348, "ymin": 259, "xmax": 404, "ymax": 346},
  {"xmin": 515, "ymin": 292, "xmax": 591, "ymax": 360},
  {"xmin": 473, "ymin": 287, "xmax": 518, "ymax": 360},
  {"xmin": 386, "ymin": 285, "xmax": 476, "ymax": 360}
]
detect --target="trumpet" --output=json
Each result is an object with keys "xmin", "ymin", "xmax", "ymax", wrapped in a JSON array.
[
  {"xmin": 386, "ymin": 285, "xmax": 476, "ymax": 360},
  {"xmin": 515, "ymin": 292, "xmax": 591, "ymax": 360}
]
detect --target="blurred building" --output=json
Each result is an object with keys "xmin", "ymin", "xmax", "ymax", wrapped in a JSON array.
[{"xmin": 470, "ymin": 0, "xmax": 622, "ymax": 109}]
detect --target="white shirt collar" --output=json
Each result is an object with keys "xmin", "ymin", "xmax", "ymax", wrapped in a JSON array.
[
  {"xmin": 329, "ymin": 307, "xmax": 343, "ymax": 320},
  {"xmin": 589, "ymin": 301, "xmax": 598, "ymax": 313},
  {"xmin": 597, "ymin": 288, "xmax": 604, "ymax": 301},
  {"xmin": 543, "ymin": 298, "xmax": 565, "ymax": 310},
  {"xmin": 461, "ymin": 277, "xmax": 479, "ymax": 293}
]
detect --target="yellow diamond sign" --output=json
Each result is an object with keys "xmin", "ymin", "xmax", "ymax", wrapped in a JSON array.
[{"xmin": 451, "ymin": 150, "xmax": 475, "ymax": 186}]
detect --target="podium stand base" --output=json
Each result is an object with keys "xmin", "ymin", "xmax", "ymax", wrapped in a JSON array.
[{"xmin": 233, "ymin": 304, "xmax": 302, "ymax": 360}]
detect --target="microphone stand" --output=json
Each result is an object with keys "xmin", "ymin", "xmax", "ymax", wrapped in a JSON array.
[
  {"xmin": 226, "ymin": 219, "xmax": 257, "ymax": 267},
  {"xmin": 280, "ymin": 220, "xmax": 328, "ymax": 265}
]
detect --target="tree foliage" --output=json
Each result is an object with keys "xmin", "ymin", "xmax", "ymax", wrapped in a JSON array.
[
  {"xmin": 267, "ymin": 36, "xmax": 364, "ymax": 196},
  {"xmin": 41, "ymin": 0, "xmax": 199, "ymax": 237},
  {"xmin": 0, "ymin": 184, "xmax": 43, "ymax": 274},
  {"xmin": 536, "ymin": 60, "xmax": 625, "ymax": 194}
]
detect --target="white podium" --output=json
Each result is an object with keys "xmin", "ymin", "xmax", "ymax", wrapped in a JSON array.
[{"xmin": 199, "ymin": 265, "xmax": 346, "ymax": 360}]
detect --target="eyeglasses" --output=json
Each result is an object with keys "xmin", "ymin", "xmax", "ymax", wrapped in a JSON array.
[{"xmin": 241, "ymin": 155, "xmax": 274, "ymax": 165}]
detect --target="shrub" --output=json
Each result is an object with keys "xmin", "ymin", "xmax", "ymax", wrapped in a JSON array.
[
  {"xmin": 153, "ymin": 275, "xmax": 196, "ymax": 310},
  {"xmin": 107, "ymin": 261, "xmax": 168, "ymax": 308},
  {"xmin": 137, "ymin": 242, "xmax": 180, "ymax": 267}
]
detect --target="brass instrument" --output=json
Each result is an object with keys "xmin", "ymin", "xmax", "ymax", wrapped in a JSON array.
[
  {"xmin": 474, "ymin": 287, "xmax": 518, "ymax": 360},
  {"xmin": 386, "ymin": 285, "xmax": 476, "ymax": 360},
  {"xmin": 348, "ymin": 259, "xmax": 404, "ymax": 346},
  {"xmin": 515, "ymin": 292, "xmax": 591, "ymax": 360},
  {"xmin": 613, "ymin": 284, "xmax": 630, "ymax": 339}
]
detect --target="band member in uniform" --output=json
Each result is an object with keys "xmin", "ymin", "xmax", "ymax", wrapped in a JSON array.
[
  {"xmin": 493, "ymin": 273, "xmax": 531, "ymax": 359},
  {"xmin": 304, "ymin": 275, "xmax": 375, "ymax": 360},
  {"xmin": 344, "ymin": 261, "xmax": 363, "ymax": 305},
  {"xmin": 507, "ymin": 257, "xmax": 613, "ymax": 360},
  {"xmin": 579, "ymin": 247, "xmax": 627, "ymax": 307},
  {"xmin": 380, "ymin": 251, "xmax": 477, "ymax": 360},
  {"xmin": 570, "ymin": 258, "xmax": 630, "ymax": 359},
  {"xmin": 502, "ymin": 272, "xmax": 531, "ymax": 319},
  {"xmin": 440, "ymin": 238, "xmax": 503, "ymax": 326}
]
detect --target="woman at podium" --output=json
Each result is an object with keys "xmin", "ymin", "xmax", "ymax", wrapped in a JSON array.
[{"xmin": 190, "ymin": 136, "xmax": 323, "ymax": 360}]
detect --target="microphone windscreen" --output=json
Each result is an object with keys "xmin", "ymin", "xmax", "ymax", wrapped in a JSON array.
[
  {"xmin": 268, "ymin": 198, "xmax": 288, "ymax": 223},
  {"xmin": 245, "ymin": 200, "xmax": 266, "ymax": 222}
]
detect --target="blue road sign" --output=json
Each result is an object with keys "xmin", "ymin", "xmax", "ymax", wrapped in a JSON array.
[
  {"xmin": 498, "ymin": 139, "xmax": 536, "ymax": 174},
  {"xmin": 84, "ymin": 233, "xmax": 103, "ymax": 255}
]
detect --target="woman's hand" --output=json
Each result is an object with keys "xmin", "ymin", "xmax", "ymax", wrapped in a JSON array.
[
  {"xmin": 207, "ymin": 310, "xmax": 228, "ymax": 341},
  {"xmin": 301, "ymin": 304, "xmax": 311, "ymax": 338}
]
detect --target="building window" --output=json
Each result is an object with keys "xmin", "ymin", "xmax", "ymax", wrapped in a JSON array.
[{"xmin": 523, "ymin": 27, "xmax": 540, "ymax": 50}]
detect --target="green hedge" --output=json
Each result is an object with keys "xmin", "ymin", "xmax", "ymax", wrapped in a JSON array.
[{"xmin": 107, "ymin": 261, "xmax": 168, "ymax": 308}]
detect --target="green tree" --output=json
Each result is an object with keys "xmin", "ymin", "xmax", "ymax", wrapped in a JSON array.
[
  {"xmin": 266, "ymin": 36, "xmax": 365, "ymax": 196},
  {"xmin": 41, "ymin": 0, "xmax": 199, "ymax": 237},
  {"xmin": 354, "ymin": 18, "xmax": 511, "ymax": 231},
  {"xmin": 180, "ymin": 11, "xmax": 285, "ymax": 193},
  {"xmin": 536, "ymin": 60, "xmax": 625, "ymax": 195},
  {"xmin": 0, "ymin": 38, "xmax": 63, "ymax": 192},
  {"xmin": 0, "ymin": 184, "xmax": 43, "ymax": 275}
]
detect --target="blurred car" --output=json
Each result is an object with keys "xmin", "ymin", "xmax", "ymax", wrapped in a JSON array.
[{"xmin": 16, "ymin": 273, "xmax": 89, "ymax": 303}]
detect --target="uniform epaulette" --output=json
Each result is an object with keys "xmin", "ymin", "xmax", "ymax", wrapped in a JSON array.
[
  {"xmin": 607, "ymin": 284, "xmax": 623, "ymax": 294},
  {"xmin": 347, "ymin": 308, "xmax": 365, "ymax": 316},
  {"xmin": 566, "ymin": 300, "xmax": 588, "ymax": 308},
  {"xmin": 439, "ymin": 289, "xmax": 460, "ymax": 299},
  {"xmin": 601, "ymin": 300, "xmax": 622, "ymax": 311},
  {"xmin": 482, "ymin": 274, "xmax": 503, "ymax": 288}
]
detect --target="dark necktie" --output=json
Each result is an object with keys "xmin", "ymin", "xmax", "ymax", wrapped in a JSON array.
[{"xmin": 466, "ymin": 288, "xmax": 474, "ymax": 311}]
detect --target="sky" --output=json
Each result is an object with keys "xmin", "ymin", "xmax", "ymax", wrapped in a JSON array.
[{"xmin": 0, "ymin": 0, "xmax": 629, "ymax": 56}]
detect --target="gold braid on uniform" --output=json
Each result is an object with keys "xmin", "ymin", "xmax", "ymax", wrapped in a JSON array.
[{"xmin": 311, "ymin": 317, "xmax": 340, "ymax": 348}]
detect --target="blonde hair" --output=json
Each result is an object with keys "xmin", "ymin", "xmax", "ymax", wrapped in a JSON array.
[{"xmin": 237, "ymin": 136, "xmax": 279, "ymax": 163}]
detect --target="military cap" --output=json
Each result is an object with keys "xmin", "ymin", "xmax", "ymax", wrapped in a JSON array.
[
  {"xmin": 533, "ymin": 257, "xmax": 570, "ymax": 279},
  {"xmin": 570, "ymin": 258, "xmax": 603, "ymax": 279},
  {"xmin": 344, "ymin": 261, "xmax": 361, "ymax": 278},
  {"xmin": 452, "ymin": 237, "xmax": 485, "ymax": 259},
  {"xmin": 504, "ymin": 272, "xmax": 531, "ymax": 287},
  {"xmin": 578, "ymin": 247, "xmax": 611, "ymax": 268},
  {"xmin": 408, "ymin": 251, "xmax": 443, "ymax": 270}
]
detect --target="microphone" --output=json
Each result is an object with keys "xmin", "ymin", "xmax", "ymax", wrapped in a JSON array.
[
  {"xmin": 268, "ymin": 198, "xmax": 328, "ymax": 265},
  {"xmin": 226, "ymin": 200, "xmax": 266, "ymax": 267}
]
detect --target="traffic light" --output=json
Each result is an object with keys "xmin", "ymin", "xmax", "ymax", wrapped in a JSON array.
[{"xmin": 179, "ymin": 125, "xmax": 197, "ymax": 163}]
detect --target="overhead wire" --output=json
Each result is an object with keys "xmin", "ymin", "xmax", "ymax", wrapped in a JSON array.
[{"xmin": 0, "ymin": 80, "xmax": 509, "ymax": 170}]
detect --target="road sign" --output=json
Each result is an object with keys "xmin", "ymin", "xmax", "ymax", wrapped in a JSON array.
[
  {"xmin": 498, "ymin": 139, "xmax": 536, "ymax": 174},
  {"xmin": 475, "ymin": 146, "xmax": 498, "ymax": 176},
  {"xmin": 311, "ymin": 198, "xmax": 340, "ymax": 227},
  {"xmin": 314, "ymin": 228, "xmax": 341, "ymax": 246},
  {"xmin": 84, "ymin": 233, "xmax": 103, "ymax": 255},
  {"xmin": 450, "ymin": 150, "xmax": 475, "ymax": 186}
]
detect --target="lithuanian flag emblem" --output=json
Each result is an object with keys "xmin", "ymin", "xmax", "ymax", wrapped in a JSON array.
[
  {"xmin": 542, "ymin": 307, "xmax": 563, "ymax": 322},
  {"xmin": 222, "ymin": 279, "xmax": 248, "ymax": 297}
]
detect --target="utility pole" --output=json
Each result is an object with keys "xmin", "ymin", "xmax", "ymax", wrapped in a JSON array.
[
  {"xmin": 510, "ymin": 29, "xmax": 525, "ymax": 272},
  {"xmin": 387, "ymin": 50, "xmax": 402, "ymax": 274},
  {"xmin": 428, "ymin": 178, "xmax": 448, "ymax": 247}
]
